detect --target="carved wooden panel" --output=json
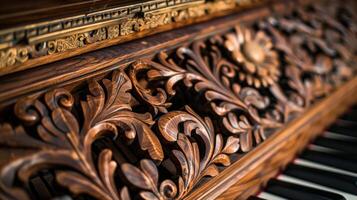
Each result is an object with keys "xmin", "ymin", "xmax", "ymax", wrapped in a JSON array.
[
  {"xmin": 0, "ymin": 1, "xmax": 356, "ymax": 200},
  {"xmin": 0, "ymin": 0, "xmax": 266, "ymax": 76}
]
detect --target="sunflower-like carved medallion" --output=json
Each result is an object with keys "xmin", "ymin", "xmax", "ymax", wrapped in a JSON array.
[{"xmin": 225, "ymin": 26, "xmax": 280, "ymax": 88}]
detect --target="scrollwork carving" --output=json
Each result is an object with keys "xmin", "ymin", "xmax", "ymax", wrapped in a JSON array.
[
  {"xmin": 259, "ymin": 4, "xmax": 357, "ymax": 106},
  {"xmin": 0, "ymin": 1, "xmax": 356, "ymax": 200},
  {"xmin": 122, "ymin": 106, "xmax": 239, "ymax": 199},
  {"xmin": 130, "ymin": 31, "xmax": 284, "ymax": 152},
  {"xmin": 0, "ymin": 70, "xmax": 163, "ymax": 200},
  {"xmin": 0, "ymin": 47, "xmax": 29, "ymax": 69}
]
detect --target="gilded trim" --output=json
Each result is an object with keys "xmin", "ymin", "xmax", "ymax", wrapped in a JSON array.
[{"xmin": 0, "ymin": 0, "xmax": 264, "ymax": 74}]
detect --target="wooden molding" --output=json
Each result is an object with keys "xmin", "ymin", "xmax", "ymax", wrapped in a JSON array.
[
  {"xmin": 0, "ymin": 0, "xmax": 356, "ymax": 199},
  {"xmin": 0, "ymin": 1, "xmax": 287, "ymax": 107},
  {"xmin": 0, "ymin": 0, "xmax": 267, "ymax": 76}
]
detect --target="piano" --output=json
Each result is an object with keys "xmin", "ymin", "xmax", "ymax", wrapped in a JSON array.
[
  {"xmin": 249, "ymin": 106, "xmax": 357, "ymax": 200},
  {"xmin": 0, "ymin": 0, "xmax": 356, "ymax": 200}
]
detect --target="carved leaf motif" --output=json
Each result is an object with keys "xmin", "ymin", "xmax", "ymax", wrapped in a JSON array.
[
  {"xmin": 81, "ymin": 70, "xmax": 164, "ymax": 161},
  {"xmin": 0, "ymin": 70, "xmax": 164, "ymax": 200},
  {"xmin": 261, "ymin": 4, "xmax": 356, "ymax": 107},
  {"xmin": 132, "ymin": 38, "xmax": 282, "ymax": 152},
  {"xmin": 0, "ymin": 2, "xmax": 356, "ymax": 200},
  {"xmin": 134, "ymin": 121, "xmax": 164, "ymax": 161},
  {"xmin": 157, "ymin": 106, "xmax": 239, "ymax": 197},
  {"xmin": 213, "ymin": 154, "xmax": 231, "ymax": 166},
  {"xmin": 140, "ymin": 159, "xmax": 159, "ymax": 187},
  {"xmin": 239, "ymin": 87, "xmax": 269, "ymax": 109},
  {"xmin": 112, "ymin": 106, "xmax": 241, "ymax": 199},
  {"xmin": 122, "ymin": 159, "xmax": 174, "ymax": 200},
  {"xmin": 122, "ymin": 161, "xmax": 155, "ymax": 190},
  {"xmin": 98, "ymin": 149, "xmax": 119, "ymax": 198},
  {"xmin": 222, "ymin": 136, "xmax": 240, "ymax": 154},
  {"xmin": 0, "ymin": 123, "xmax": 48, "ymax": 148},
  {"xmin": 129, "ymin": 54, "xmax": 186, "ymax": 114},
  {"xmin": 0, "ymin": 151, "xmax": 79, "ymax": 198},
  {"xmin": 57, "ymin": 171, "xmax": 114, "ymax": 200}
]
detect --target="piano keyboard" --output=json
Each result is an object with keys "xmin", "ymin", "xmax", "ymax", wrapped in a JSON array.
[{"xmin": 249, "ymin": 107, "xmax": 357, "ymax": 200}]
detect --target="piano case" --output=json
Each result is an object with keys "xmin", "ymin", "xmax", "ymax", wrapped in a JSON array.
[{"xmin": 0, "ymin": 0, "xmax": 356, "ymax": 199}]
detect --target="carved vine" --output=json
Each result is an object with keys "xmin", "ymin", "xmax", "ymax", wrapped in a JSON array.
[
  {"xmin": 0, "ymin": 1, "xmax": 356, "ymax": 200},
  {"xmin": 0, "ymin": 71, "xmax": 163, "ymax": 200}
]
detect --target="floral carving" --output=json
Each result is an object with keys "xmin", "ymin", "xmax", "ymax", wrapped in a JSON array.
[
  {"xmin": 0, "ymin": 1, "xmax": 356, "ymax": 200},
  {"xmin": 225, "ymin": 26, "xmax": 280, "ymax": 88},
  {"xmin": 0, "ymin": 70, "xmax": 163, "ymax": 200},
  {"xmin": 122, "ymin": 106, "xmax": 239, "ymax": 199},
  {"xmin": 0, "ymin": 0, "xmax": 246, "ymax": 70},
  {"xmin": 258, "ymin": 4, "xmax": 357, "ymax": 107},
  {"xmin": 47, "ymin": 28, "xmax": 107, "ymax": 54},
  {"xmin": 130, "ymin": 35, "xmax": 283, "ymax": 152},
  {"xmin": 0, "ymin": 47, "xmax": 29, "ymax": 69}
]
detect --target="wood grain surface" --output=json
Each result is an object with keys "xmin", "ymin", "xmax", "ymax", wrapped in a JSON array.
[{"xmin": 0, "ymin": 0, "xmax": 356, "ymax": 199}]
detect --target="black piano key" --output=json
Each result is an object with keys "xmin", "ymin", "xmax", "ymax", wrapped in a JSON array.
[
  {"xmin": 247, "ymin": 196, "xmax": 267, "ymax": 200},
  {"xmin": 265, "ymin": 179, "xmax": 346, "ymax": 200},
  {"xmin": 339, "ymin": 111, "xmax": 357, "ymax": 121},
  {"xmin": 328, "ymin": 124, "xmax": 357, "ymax": 138},
  {"xmin": 284, "ymin": 164, "xmax": 357, "ymax": 195},
  {"xmin": 313, "ymin": 137, "xmax": 357, "ymax": 155},
  {"xmin": 350, "ymin": 105, "xmax": 357, "ymax": 110},
  {"xmin": 309, "ymin": 147, "xmax": 357, "ymax": 161},
  {"xmin": 300, "ymin": 149, "xmax": 357, "ymax": 173},
  {"xmin": 334, "ymin": 119, "xmax": 357, "ymax": 128},
  {"xmin": 323, "ymin": 131, "xmax": 357, "ymax": 142}
]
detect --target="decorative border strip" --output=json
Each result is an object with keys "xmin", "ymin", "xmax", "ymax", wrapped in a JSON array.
[
  {"xmin": 0, "ymin": 0, "xmax": 264, "ymax": 74},
  {"xmin": 0, "ymin": 0, "xmax": 203, "ymax": 45}
]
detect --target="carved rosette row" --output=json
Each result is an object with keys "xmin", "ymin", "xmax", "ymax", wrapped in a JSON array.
[
  {"xmin": 0, "ymin": 0, "xmax": 263, "ymax": 71},
  {"xmin": 0, "ymin": 2, "xmax": 356, "ymax": 200}
]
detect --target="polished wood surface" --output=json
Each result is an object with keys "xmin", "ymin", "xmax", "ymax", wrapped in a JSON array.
[
  {"xmin": 0, "ymin": 2, "xmax": 278, "ymax": 107},
  {"xmin": 0, "ymin": 0, "xmax": 356, "ymax": 199},
  {"xmin": 0, "ymin": 0, "xmax": 267, "ymax": 76},
  {"xmin": 0, "ymin": 0, "xmax": 147, "ymax": 28},
  {"xmin": 201, "ymin": 76, "xmax": 357, "ymax": 199}
]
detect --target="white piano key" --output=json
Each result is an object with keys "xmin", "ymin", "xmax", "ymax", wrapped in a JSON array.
[
  {"xmin": 323, "ymin": 131, "xmax": 357, "ymax": 141},
  {"xmin": 294, "ymin": 158, "xmax": 357, "ymax": 177},
  {"xmin": 309, "ymin": 144, "xmax": 342, "ymax": 154},
  {"xmin": 258, "ymin": 192, "xmax": 287, "ymax": 200},
  {"xmin": 277, "ymin": 175, "xmax": 357, "ymax": 200},
  {"xmin": 304, "ymin": 144, "xmax": 357, "ymax": 176}
]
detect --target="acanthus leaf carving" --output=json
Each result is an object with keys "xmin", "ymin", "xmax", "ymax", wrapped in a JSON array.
[
  {"xmin": 0, "ymin": 1, "xmax": 356, "ymax": 200},
  {"xmin": 122, "ymin": 106, "xmax": 239, "ymax": 199},
  {"xmin": 131, "ymin": 30, "xmax": 284, "ymax": 152},
  {"xmin": 0, "ymin": 70, "xmax": 163, "ymax": 200}
]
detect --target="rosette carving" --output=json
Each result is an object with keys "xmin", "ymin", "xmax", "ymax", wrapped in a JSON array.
[{"xmin": 225, "ymin": 26, "xmax": 280, "ymax": 88}]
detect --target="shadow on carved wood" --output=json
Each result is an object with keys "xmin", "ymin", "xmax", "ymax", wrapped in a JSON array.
[{"xmin": 0, "ymin": 1, "xmax": 356, "ymax": 200}]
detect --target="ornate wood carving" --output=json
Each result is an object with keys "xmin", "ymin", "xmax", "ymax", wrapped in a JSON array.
[
  {"xmin": 215, "ymin": 75, "xmax": 357, "ymax": 200},
  {"xmin": 0, "ymin": 1, "xmax": 356, "ymax": 200},
  {"xmin": 0, "ymin": 0, "xmax": 265, "ymax": 75}
]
